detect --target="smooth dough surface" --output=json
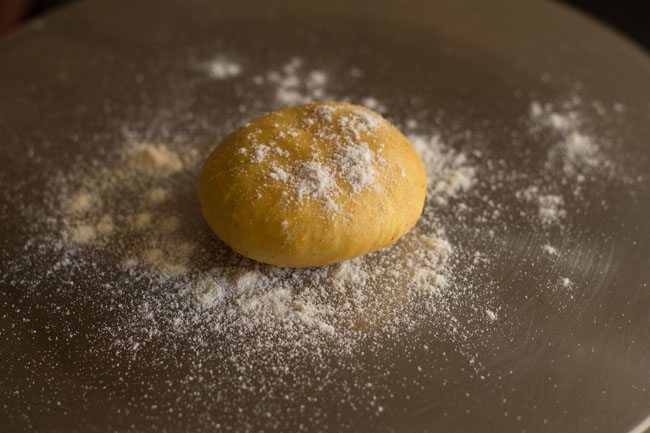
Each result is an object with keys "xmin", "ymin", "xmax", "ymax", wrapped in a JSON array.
[{"xmin": 198, "ymin": 101, "xmax": 426, "ymax": 267}]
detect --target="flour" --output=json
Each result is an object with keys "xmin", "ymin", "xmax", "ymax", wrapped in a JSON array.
[
  {"xmin": 246, "ymin": 104, "xmax": 385, "ymax": 213},
  {"xmin": 551, "ymin": 131, "xmax": 608, "ymax": 178},
  {"xmin": 529, "ymin": 99, "xmax": 616, "ymax": 181},
  {"xmin": 517, "ymin": 97, "xmax": 627, "ymax": 230},
  {"xmin": 2, "ymin": 55, "xmax": 633, "ymax": 432},
  {"xmin": 128, "ymin": 143, "xmax": 183, "ymax": 174},
  {"xmin": 205, "ymin": 56, "xmax": 242, "ymax": 79},
  {"xmin": 542, "ymin": 244, "xmax": 558, "ymax": 256},
  {"xmin": 361, "ymin": 97, "xmax": 387, "ymax": 113},
  {"xmin": 68, "ymin": 192, "xmax": 98, "ymax": 214},
  {"xmin": 409, "ymin": 133, "xmax": 476, "ymax": 205},
  {"xmin": 517, "ymin": 186, "xmax": 566, "ymax": 227},
  {"xmin": 35, "ymin": 101, "xmax": 470, "ymax": 352},
  {"xmin": 57, "ymin": 141, "xmax": 199, "ymax": 273},
  {"xmin": 147, "ymin": 187, "xmax": 168, "ymax": 204},
  {"xmin": 68, "ymin": 224, "xmax": 97, "ymax": 243},
  {"xmin": 333, "ymin": 140, "xmax": 377, "ymax": 193},
  {"xmin": 254, "ymin": 57, "xmax": 330, "ymax": 105},
  {"xmin": 29, "ymin": 94, "xmax": 480, "ymax": 366},
  {"xmin": 294, "ymin": 160, "xmax": 338, "ymax": 202}
]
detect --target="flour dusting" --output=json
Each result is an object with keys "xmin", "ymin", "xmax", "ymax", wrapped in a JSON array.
[
  {"xmin": 1, "ymin": 53, "xmax": 637, "ymax": 432},
  {"xmin": 241, "ymin": 103, "xmax": 386, "ymax": 213},
  {"xmin": 205, "ymin": 56, "xmax": 242, "ymax": 79}
]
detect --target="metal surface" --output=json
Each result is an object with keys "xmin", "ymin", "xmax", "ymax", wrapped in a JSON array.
[{"xmin": 1, "ymin": 0, "xmax": 650, "ymax": 432}]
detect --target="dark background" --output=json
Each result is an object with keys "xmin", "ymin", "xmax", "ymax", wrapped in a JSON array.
[
  {"xmin": 560, "ymin": 0, "xmax": 649, "ymax": 50},
  {"xmin": 0, "ymin": 0, "xmax": 648, "ymax": 49}
]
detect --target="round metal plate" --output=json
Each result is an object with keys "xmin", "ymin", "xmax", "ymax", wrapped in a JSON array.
[{"xmin": 1, "ymin": 0, "xmax": 649, "ymax": 432}]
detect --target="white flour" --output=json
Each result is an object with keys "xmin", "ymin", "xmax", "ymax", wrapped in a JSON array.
[
  {"xmin": 2, "ymin": 54, "xmax": 633, "ymax": 431},
  {"xmin": 542, "ymin": 244, "xmax": 558, "ymax": 256},
  {"xmin": 243, "ymin": 104, "xmax": 386, "ymax": 213},
  {"xmin": 410, "ymin": 133, "xmax": 476, "ymax": 205},
  {"xmin": 516, "ymin": 186, "xmax": 566, "ymax": 227},
  {"xmin": 518, "ymin": 97, "xmax": 628, "ymax": 229},
  {"xmin": 48, "ymin": 120, "xmax": 467, "ymax": 339},
  {"xmin": 530, "ymin": 98, "xmax": 618, "ymax": 182},
  {"xmin": 254, "ymin": 57, "xmax": 329, "ymax": 105},
  {"xmin": 204, "ymin": 56, "xmax": 242, "ymax": 79}
]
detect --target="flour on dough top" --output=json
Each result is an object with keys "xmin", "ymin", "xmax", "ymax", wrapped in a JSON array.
[{"xmin": 235, "ymin": 102, "xmax": 388, "ymax": 214}]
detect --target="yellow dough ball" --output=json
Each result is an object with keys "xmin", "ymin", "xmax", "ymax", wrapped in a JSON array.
[{"xmin": 198, "ymin": 101, "xmax": 426, "ymax": 268}]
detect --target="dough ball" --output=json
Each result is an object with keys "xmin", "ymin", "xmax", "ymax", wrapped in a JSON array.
[{"xmin": 198, "ymin": 101, "xmax": 426, "ymax": 268}]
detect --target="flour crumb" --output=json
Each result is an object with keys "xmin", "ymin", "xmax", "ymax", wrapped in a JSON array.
[
  {"xmin": 134, "ymin": 212, "xmax": 153, "ymax": 229},
  {"xmin": 69, "ymin": 224, "xmax": 96, "ymax": 243},
  {"xmin": 206, "ymin": 56, "xmax": 242, "ymax": 79},
  {"xmin": 551, "ymin": 131, "xmax": 606, "ymax": 178},
  {"xmin": 148, "ymin": 188, "xmax": 168, "ymax": 204},
  {"xmin": 361, "ymin": 97, "xmax": 386, "ymax": 113},
  {"xmin": 193, "ymin": 276, "xmax": 225, "ymax": 307},
  {"xmin": 537, "ymin": 194, "xmax": 565, "ymax": 226},
  {"xmin": 68, "ymin": 192, "xmax": 97, "ymax": 214},
  {"xmin": 542, "ymin": 244, "xmax": 558, "ymax": 256},
  {"xmin": 258, "ymin": 58, "xmax": 329, "ymax": 105},
  {"xmin": 128, "ymin": 144, "xmax": 183, "ymax": 174},
  {"xmin": 517, "ymin": 186, "xmax": 566, "ymax": 226},
  {"xmin": 96, "ymin": 216, "xmax": 114, "ymax": 236},
  {"xmin": 528, "ymin": 100, "xmax": 616, "ymax": 181}
]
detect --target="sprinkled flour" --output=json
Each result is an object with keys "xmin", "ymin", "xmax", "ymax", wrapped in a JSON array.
[
  {"xmin": 542, "ymin": 244, "xmax": 558, "ymax": 256},
  {"xmin": 253, "ymin": 57, "xmax": 330, "ymax": 105},
  {"xmin": 529, "ymin": 98, "xmax": 616, "ymax": 182},
  {"xmin": 516, "ymin": 186, "xmax": 566, "ymax": 227},
  {"xmin": 241, "ymin": 103, "xmax": 386, "ymax": 214},
  {"xmin": 204, "ymin": 56, "xmax": 242, "ymax": 79},
  {"xmin": 1, "ymin": 53, "xmax": 636, "ymax": 432},
  {"xmin": 410, "ymin": 133, "xmax": 476, "ymax": 205}
]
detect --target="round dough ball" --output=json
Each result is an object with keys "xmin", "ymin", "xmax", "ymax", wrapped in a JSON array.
[{"xmin": 198, "ymin": 101, "xmax": 426, "ymax": 268}]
